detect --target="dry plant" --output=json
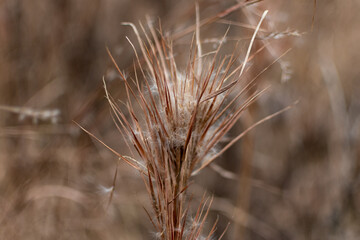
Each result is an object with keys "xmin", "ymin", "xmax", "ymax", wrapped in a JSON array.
[
  {"xmin": 0, "ymin": 0, "xmax": 358, "ymax": 239},
  {"xmin": 77, "ymin": 6, "xmax": 294, "ymax": 239},
  {"xmin": 0, "ymin": 105, "xmax": 60, "ymax": 124}
]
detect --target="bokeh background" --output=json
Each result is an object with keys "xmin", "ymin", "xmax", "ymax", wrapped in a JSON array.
[{"xmin": 0, "ymin": 0, "xmax": 359, "ymax": 239}]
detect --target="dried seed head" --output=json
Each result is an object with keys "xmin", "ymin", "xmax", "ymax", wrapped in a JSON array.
[{"xmin": 100, "ymin": 9, "xmax": 271, "ymax": 239}]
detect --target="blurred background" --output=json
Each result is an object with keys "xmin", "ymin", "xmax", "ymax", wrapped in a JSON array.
[{"xmin": 0, "ymin": 0, "xmax": 359, "ymax": 239}]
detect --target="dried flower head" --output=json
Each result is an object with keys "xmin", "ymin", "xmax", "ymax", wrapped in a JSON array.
[{"xmin": 78, "ymin": 8, "xmax": 293, "ymax": 239}]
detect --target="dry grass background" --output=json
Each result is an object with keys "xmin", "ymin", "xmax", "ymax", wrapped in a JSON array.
[{"xmin": 0, "ymin": 0, "xmax": 359, "ymax": 239}]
